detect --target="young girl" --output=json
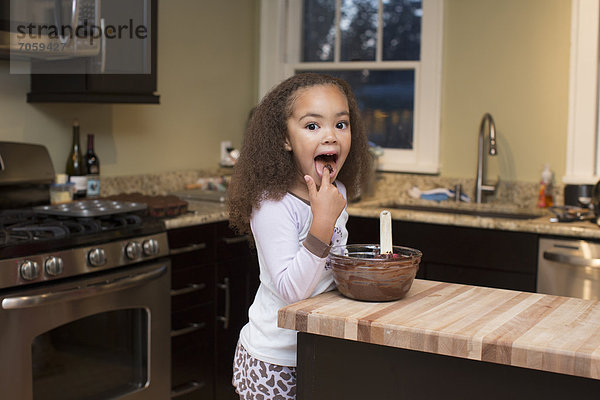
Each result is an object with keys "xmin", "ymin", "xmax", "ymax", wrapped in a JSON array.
[{"xmin": 228, "ymin": 73, "xmax": 372, "ymax": 399}]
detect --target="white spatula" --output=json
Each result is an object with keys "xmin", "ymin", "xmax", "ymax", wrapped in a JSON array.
[{"xmin": 380, "ymin": 210, "xmax": 393, "ymax": 255}]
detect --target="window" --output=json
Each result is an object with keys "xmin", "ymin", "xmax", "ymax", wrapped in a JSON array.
[
  {"xmin": 259, "ymin": 0, "xmax": 444, "ymax": 173},
  {"xmin": 565, "ymin": 0, "xmax": 600, "ymax": 184}
]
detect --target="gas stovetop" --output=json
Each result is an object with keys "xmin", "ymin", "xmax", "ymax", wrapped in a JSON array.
[
  {"xmin": 0, "ymin": 142, "xmax": 171, "ymax": 290},
  {"xmin": 0, "ymin": 207, "xmax": 168, "ymax": 290},
  {"xmin": 0, "ymin": 207, "xmax": 166, "ymax": 259}
]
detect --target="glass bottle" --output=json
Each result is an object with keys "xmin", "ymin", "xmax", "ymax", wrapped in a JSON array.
[
  {"xmin": 85, "ymin": 134, "xmax": 101, "ymax": 198},
  {"xmin": 65, "ymin": 120, "xmax": 87, "ymax": 199}
]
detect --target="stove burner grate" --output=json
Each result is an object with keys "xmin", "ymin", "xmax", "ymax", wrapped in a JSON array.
[{"xmin": 0, "ymin": 210, "xmax": 149, "ymax": 248}]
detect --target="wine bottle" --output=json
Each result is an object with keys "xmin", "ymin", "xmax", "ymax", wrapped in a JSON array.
[
  {"xmin": 65, "ymin": 120, "xmax": 87, "ymax": 199},
  {"xmin": 85, "ymin": 134, "xmax": 101, "ymax": 198}
]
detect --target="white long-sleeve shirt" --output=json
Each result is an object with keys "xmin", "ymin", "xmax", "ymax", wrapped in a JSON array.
[{"xmin": 238, "ymin": 181, "xmax": 348, "ymax": 366}]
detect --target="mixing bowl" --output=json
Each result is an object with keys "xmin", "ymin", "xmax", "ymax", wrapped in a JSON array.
[{"xmin": 329, "ymin": 244, "xmax": 422, "ymax": 301}]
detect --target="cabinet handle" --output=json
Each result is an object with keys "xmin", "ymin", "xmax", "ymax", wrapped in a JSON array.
[
  {"xmin": 170, "ymin": 283, "xmax": 207, "ymax": 296},
  {"xmin": 543, "ymin": 250, "xmax": 600, "ymax": 268},
  {"xmin": 71, "ymin": 0, "xmax": 78, "ymax": 36},
  {"xmin": 222, "ymin": 236, "xmax": 250, "ymax": 245},
  {"xmin": 217, "ymin": 277, "xmax": 230, "ymax": 329},
  {"xmin": 171, "ymin": 380, "xmax": 205, "ymax": 398},
  {"xmin": 54, "ymin": 0, "xmax": 75, "ymax": 44},
  {"xmin": 170, "ymin": 322, "xmax": 207, "ymax": 338},
  {"xmin": 100, "ymin": 18, "xmax": 106, "ymax": 73},
  {"xmin": 170, "ymin": 242, "xmax": 207, "ymax": 255}
]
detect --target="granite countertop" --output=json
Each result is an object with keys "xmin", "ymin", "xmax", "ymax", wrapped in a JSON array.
[
  {"xmin": 278, "ymin": 280, "xmax": 600, "ymax": 380},
  {"xmin": 104, "ymin": 169, "xmax": 599, "ymax": 238},
  {"xmin": 162, "ymin": 196, "xmax": 600, "ymax": 240},
  {"xmin": 163, "ymin": 200, "xmax": 229, "ymax": 229},
  {"xmin": 348, "ymin": 196, "xmax": 600, "ymax": 240}
]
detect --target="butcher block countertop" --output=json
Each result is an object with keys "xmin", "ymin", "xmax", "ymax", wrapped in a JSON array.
[{"xmin": 278, "ymin": 280, "xmax": 600, "ymax": 380}]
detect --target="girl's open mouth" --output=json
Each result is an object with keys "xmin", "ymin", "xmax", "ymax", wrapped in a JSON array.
[{"xmin": 314, "ymin": 153, "xmax": 338, "ymax": 178}]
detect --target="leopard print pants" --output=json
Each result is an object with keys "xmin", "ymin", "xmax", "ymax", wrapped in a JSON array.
[{"xmin": 232, "ymin": 341, "xmax": 297, "ymax": 400}]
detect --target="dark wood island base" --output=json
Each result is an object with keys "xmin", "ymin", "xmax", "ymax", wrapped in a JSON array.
[{"xmin": 297, "ymin": 333, "xmax": 600, "ymax": 399}]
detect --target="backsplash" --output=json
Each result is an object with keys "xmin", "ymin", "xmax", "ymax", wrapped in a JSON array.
[
  {"xmin": 100, "ymin": 169, "xmax": 563, "ymax": 209},
  {"xmin": 100, "ymin": 168, "xmax": 233, "ymax": 196},
  {"xmin": 364, "ymin": 172, "xmax": 564, "ymax": 209}
]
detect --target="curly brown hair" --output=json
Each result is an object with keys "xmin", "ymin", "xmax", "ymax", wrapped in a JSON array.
[{"xmin": 228, "ymin": 73, "xmax": 372, "ymax": 234}]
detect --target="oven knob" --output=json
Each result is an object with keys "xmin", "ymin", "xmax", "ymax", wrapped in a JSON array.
[
  {"xmin": 20, "ymin": 260, "xmax": 40, "ymax": 281},
  {"xmin": 142, "ymin": 239, "xmax": 160, "ymax": 256},
  {"xmin": 44, "ymin": 256, "xmax": 64, "ymax": 276},
  {"xmin": 125, "ymin": 242, "xmax": 142, "ymax": 260},
  {"xmin": 88, "ymin": 248, "xmax": 107, "ymax": 267}
]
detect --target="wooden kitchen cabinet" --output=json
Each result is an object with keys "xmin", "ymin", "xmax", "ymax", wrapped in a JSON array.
[
  {"xmin": 169, "ymin": 223, "xmax": 217, "ymax": 400},
  {"xmin": 27, "ymin": 0, "xmax": 159, "ymax": 104},
  {"xmin": 215, "ymin": 222, "xmax": 259, "ymax": 400},
  {"xmin": 168, "ymin": 221, "xmax": 259, "ymax": 400},
  {"xmin": 347, "ymin": 216, "xmax": 538, "ymax": 292},
  {"xmin": 296, "ymin": 333, "xmax": 599, "ymax": 400}
]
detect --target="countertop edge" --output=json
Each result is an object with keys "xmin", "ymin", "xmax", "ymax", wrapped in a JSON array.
[
  {"xmin": 163, "ymin": 211, "xmax": 228, "ymax": 229},
  {"xmin": 162, "ymin": 200, "xmax": 229, "ymax": 229}
]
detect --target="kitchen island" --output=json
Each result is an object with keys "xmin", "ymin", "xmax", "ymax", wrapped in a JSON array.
[{"xmin": 278, "ymin": 280, "xmax": 600, "ymax": 399}]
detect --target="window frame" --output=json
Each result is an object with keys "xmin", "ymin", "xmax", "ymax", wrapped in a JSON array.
[
  {"xmin": 258, "ymin": 0, "xmax": 444, "ymax": 174},
  {"xmin": 565, "ymin": 0, "xmax": 600, "ymax": 184}
]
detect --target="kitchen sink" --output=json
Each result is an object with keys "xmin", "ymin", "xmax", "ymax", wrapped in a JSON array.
[{"xmin": 364, "ymin": 202, "xmax": 544, "ymax": 220}]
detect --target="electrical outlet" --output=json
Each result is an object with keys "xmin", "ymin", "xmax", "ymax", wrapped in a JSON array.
[{"xmin": 220, "ymin": 141, "xmax": 232, "ymax": 162}]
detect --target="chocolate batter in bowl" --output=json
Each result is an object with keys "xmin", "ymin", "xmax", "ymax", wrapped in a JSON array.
[{"xmin": 329, "ymin": 244, "xmax": 422, "ymax": 301}]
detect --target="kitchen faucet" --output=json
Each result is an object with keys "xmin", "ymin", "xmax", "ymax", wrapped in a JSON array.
[{"xmin": 475, "ymin": 113, "xmax": 498, "ymax": 203}]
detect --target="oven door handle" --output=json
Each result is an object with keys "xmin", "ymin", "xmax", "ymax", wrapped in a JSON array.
[{"xmin": 1, "ymin": 265, "xmax": 167, "ymax": 310}]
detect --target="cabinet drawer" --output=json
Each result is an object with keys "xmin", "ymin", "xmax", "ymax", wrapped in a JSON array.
[
  {"xmin": 216, "ymin": 221, "xmax": 254, "ymax": 261},
  {"xmin": 393, "ymin": 221, "xmax": 538, "ymax": 274},
  {"xmin": 171, "ymin": 380, "xmax": 213, "ymax": 400},
  {"xmin": 348, "ymin": 217, "xmax": 538, "ymax": 274},
  {"xmin": 172, "ymin": 305, "xmax": 214, "ymax": 388},
  {"xmin": 172, "ymin": 340, "xmax": 214, "ymax": 393},
  {"xmin": 171, "ymin": 250, "xmax": 215, "ymax": 270},
  {"xmin": 172, "ymin": 304, "xmax": 214, "ymax": 333},
  {"xmin": 347, "ymin": 216, "xmax": 379, "ymax": 244},
  {"xmin": 171, "ymin": 264, "xmax": 215, "ymax": 309},
  {"xmin": 169, "ymin": 224, "xmax": 216, "ymax": 263}
]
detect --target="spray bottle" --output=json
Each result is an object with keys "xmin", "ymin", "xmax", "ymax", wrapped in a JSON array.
[{"xmin": 537, "ymin": 164, "xmax": 554, "ymax": 208}]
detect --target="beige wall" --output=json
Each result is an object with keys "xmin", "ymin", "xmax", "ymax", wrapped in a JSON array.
[
  {"xmin": 440, "ymin": 0, "xmax": 571, "ymax": 183},
  {"xmin": 0, "ymin": 0, "xmax": 571, "ymax": 183},
  {"xmin": 0, "ymin": 0, "xmax": 259, "ymax": 177}
]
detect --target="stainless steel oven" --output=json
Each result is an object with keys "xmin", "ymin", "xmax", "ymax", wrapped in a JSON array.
[
  {"xmin": 0, "ymin": 142, "xmax": 171, "ymax": 400},
  {"xmin": 0, "ymin": 259, "xmax": 170, "ymax": 400}
]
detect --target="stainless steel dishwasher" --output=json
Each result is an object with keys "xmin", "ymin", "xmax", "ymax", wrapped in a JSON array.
[{"xmin": 538, "ymin": 237, "xmax": 600, "ymax": 300}]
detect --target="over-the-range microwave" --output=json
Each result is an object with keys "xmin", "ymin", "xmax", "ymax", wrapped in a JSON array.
[{"xmin": 0, "ymin": 0, "xmax": 100, "ymax": 59}]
